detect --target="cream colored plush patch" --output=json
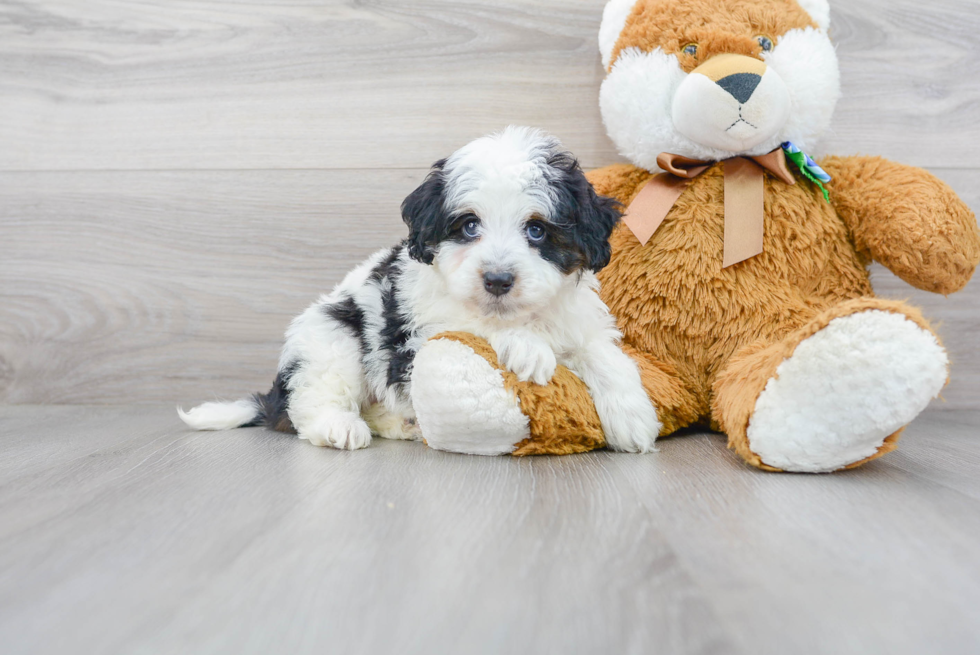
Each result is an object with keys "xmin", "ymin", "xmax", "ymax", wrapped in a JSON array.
[
  {"xmin": 795, "ymin": 0, "xmax": 831, "ymax": 31},
  {"xmin": 599, "ymin": 0, "xmax": 641, "ymax": 69},
  {"xmin": 410, "ymin": 338, "xmax": 530, "ymax": 456},
  {"xmin": 746, "ymin": 310, "xmax": 949, "ymax": 472}
]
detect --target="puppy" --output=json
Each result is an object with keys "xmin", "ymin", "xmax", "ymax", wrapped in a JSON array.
[{"xmin": 179, "ymin": 126, "xmax": 660, "ymax": 452}]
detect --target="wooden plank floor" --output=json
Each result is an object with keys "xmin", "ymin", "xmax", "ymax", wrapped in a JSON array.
[{"xmin": 2, "ymin": 406, "xmax": 980, "ymax": 655}]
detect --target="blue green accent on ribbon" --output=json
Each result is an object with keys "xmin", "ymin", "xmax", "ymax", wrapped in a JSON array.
[{"xmin": 782, "ymin": 141, "xmax": 831, "ymax": 203}]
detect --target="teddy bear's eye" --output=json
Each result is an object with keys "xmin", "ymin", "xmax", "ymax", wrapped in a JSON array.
[
  {"xmin": 682, "ymin": 43, "xmax": 699, "ymax": 57},
  {"xmin": 756, "ymin": 36, "xmax": 774, "ymax": 52}
]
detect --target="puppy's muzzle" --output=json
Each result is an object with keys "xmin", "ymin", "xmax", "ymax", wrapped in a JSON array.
[{"xmin": 483, "ymin": 271, "xmax": 515, "ymax": 297}]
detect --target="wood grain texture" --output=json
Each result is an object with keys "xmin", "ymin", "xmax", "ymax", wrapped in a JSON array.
[
  {"xmin": 1, "ymin": 405, "xmax": 980, "ymax": 654},
  {"xmin": 2, "ymin": 167, "xmax": 977, "ymax": 406},
  {"xmin": 0, "ymin": 0, "xmax": 978, "ymax": 171},
  {"xmin": 0, "ymin": 169, "xmax": 422, "ymax": 404}
]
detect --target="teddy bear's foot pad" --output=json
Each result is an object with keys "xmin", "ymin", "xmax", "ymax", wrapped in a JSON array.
[
  {"xmin": 411, "ymin": 338, "xmax": 530, "ymax": 455},
  {"xmin": 747, "ymin": 309, "xmax": 948, "ymax": 472}
]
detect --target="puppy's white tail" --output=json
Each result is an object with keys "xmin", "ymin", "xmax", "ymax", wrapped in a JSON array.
[{"xmin": 178, "ymin": 399, "xmax": 259, "ymax": 431}]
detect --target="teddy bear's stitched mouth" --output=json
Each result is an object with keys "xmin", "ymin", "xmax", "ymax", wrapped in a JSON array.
[{"xmin": 727, "ymin": 109, "xmax": 759, "ymax": 132}]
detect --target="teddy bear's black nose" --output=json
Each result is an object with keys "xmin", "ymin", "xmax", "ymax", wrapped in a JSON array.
[{"xmin": 717, "ymin": 72, "xmax": 762, "ymax": 104}]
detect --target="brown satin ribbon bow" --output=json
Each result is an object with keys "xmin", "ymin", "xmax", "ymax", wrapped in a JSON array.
[{"xmin": 622, "ymin": 149, "xmax": 797, "ymax": 268}]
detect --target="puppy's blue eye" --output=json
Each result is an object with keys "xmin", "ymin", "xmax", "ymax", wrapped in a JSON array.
[
  {"xmin": 757, "ymin": 36, "xmax": 773, "ymax": 52},
  {"xmin": 682, "ymin": 43, "xmax": 699, "ymax": 57},
  {"xmin": 525, "ymin": 223, "xmax": 546, "ymax": 243},
  {"xmin": 462, "ymin": 218, "xmax": 481, "ymax": 239}
]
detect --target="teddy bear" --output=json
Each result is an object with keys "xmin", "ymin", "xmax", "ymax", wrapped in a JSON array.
[{"xmin": 408, "ymin": 0, "xmax": 980, "ymax": 472}]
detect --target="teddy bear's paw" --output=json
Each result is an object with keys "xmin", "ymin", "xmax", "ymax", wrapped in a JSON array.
[
  {"xmin": 595, "ymin": 393, "xmax": 661, "ymax": 454},
  {"xmin": 298, "ymin": 410, "xmax": 373, "ymax": 450},
  {"xmin": 489, "ymin": 329, "xmax": 557, "ymax": 386},
  {"xmin": 746, "ymin": 310, "xmax": 948, "ymax": 472},
  {"xmin": 410, "ymin": 337, "xmax": 531, "ymax": 455}
]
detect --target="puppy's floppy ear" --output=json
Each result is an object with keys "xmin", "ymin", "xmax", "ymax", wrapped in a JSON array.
[
  {"xmin": 549, "ymin": 154, "xmax": 622, "ymax": 272},
  {"xmin": 401, "ymin": 158, "xmax": 449, "ymax": 265},
  {"xmin": 575, "ymin": 184, "xmax": 622, "ymax": 272}
]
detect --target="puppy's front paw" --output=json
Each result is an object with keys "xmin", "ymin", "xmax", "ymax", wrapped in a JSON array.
[
  {"xmin": 596, "ymin": 392, "xmax": 661, "ymax": 454},
  {"xmin": 489, "ymin": 330, "xmax": 557, "ymax": 385},
  {"xmin": 301, "ymin": 410, "xmax": 372, "ymax": 450}
]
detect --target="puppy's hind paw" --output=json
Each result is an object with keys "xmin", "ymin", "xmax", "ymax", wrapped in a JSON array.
[{"xmin": 302, "ymin": 411, "xmax": 372, "ymax": 450}]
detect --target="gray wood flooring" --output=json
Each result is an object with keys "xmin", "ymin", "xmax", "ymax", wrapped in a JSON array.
[
  {"xmin": 2, "ymin": 0, "xmax": 979, "ymax": 405},
  {"xmin": 2, "ymin": 405, "xmax": 980, "ymax": 655}
]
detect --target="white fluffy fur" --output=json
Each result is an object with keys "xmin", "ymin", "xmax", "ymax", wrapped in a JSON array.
[
  {"xmin": 429, "ymin": 129, "xmax": 577, "ymax": 324},
  {"xmin": 796, "ymin": 0, "xmax": 832, "ymax": 32},
  {"xmin": 178, "ymin": 399, "xmax": 260, "ymax": 431},
  {"xmin": 600, "ymin": 27, "xmax": 840, "ymax": 170},
  {"xmin": 747, "ymin": 310, "xmax": 949, "ymax": 473},
  {"xmin": 179, "ymin": 127, "xmax": 661, "ymax": 453},
  {"xmin": 599, "ymin": 0, "xmax": 640, "ymax": 69},
  {"xmin": 562, "ymin": 337, "xmax": 662, "ymax": 453},
  {"xmin": 412, "ymin": 272, "xmax": 662, "ymax": 454},
  {"xmin": 672, "ymin": 64, "xmax": 792, "ymax": 153},
  {"xmin": 408, "ymin": 250, "xmax": 660, "ymax": 452},
  {"xmin": 411, "ymin": 339, "xmax": 531, "ymax": 455}
]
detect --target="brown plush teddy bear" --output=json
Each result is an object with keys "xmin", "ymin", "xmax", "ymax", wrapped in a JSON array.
[{"xmin": 409, "ymin": 0, "xmax": 980, "ymax": 472}]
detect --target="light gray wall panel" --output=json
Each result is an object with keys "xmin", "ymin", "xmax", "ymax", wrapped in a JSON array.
[
  {"xmin": 1, "ymin": 169, "xmax": 421, "ymax": 404},
  {"xmin": 2, "ymin": 168, "xmax": 976, "ymax": 406},
  {"xmin": 1, "ymin": 0, "xmax": 978, "ymax": 406},
  {"xmin": 0, "ymin": 0, "xmax": 977, "ymax": 170}
]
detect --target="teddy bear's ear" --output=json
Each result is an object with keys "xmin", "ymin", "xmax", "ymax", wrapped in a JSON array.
[
  {"xmin": 599, "ymin": 0, "xmax": 640, "ymax": 70},
  {"xmin": 796, "ymin": 0, "xmax": 831, "ymax": 32},
  {"xmin": 400, "ymin": 159, "xmax": 450, "ymax": 265},
  {"xmin": 598, "ymin": 0, "xmax": 831, "ymax": 70}
]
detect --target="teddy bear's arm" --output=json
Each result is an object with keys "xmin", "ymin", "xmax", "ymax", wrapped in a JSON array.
[
  {"xmin": 821, "ymin": 155, "xmax": 980, "ymax": 295},
  {"xmin": 586, "ymin": 164, "xmax": 653, "ymax": 205}
]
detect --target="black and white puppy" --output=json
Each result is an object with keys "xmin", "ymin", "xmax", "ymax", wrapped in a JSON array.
[{"xmin": 179, "ymin": 127, "xmax": 660, "ymax": 452}]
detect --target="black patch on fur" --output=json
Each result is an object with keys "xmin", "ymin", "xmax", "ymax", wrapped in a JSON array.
[
  {"xmin": 537, "ymin": 152, "xmax": 622, "ymax": 273},
  {"xmin": 528, "ymin": 220, "xmax": 590, "ymax": 275},
  {"xmin": 401, "ymin": 158, "xmax": 453, "ymax": 265},
  {"xmin": 324, "ymin": 295, "xmax": 370, "ymax": 356},
  {"xmin": 242, "ymin": 361, "xmax": 299, "ymax": 433},
  {"xmin": 369, "ymin": 245, "xmax": 402, "ymax": 283},
  {"xmin": 374, "ymin": 245, "xmax": 415, "ymax": 387}
]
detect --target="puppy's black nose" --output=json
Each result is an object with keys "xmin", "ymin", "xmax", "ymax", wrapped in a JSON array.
[
  {"xmin": 716, "ymin": 72, "xmax": 762, "ymax": 104},
  {"xmin": 483, "ymin": 271, "xmax": 514, "ymax": 296}
]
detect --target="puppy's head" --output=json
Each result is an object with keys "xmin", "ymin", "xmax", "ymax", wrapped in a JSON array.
[{"xmin": 401, "ymin": 126, "xmax": 620, "ymax": 318}]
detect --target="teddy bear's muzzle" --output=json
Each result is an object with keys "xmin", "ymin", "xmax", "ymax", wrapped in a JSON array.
[{"xmin": 672, "ymin": 53, "xmax": 790, "ymax": 154}]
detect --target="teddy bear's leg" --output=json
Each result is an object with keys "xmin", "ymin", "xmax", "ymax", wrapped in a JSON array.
[
  {"xmin": 410, "ymin": 334, "xmax": 532, "ymax": 455},
  {"xmin": 410, "ymin": 332, "xmax": 606, "ymax": 456},
  {"xmin": 712, "ymin": 298, "xmax": 949, "ymax": 473},
  {"xmin": 619, "ymin": 343, "xmax": 702, "ymax": 436}
]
